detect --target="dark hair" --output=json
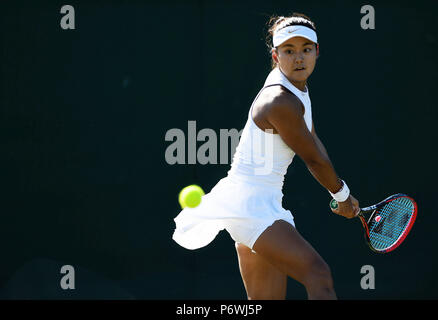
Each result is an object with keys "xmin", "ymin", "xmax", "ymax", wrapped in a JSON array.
[{"xmin": 266, "ymin": 13, "xmax": 318, "ymax": 68}]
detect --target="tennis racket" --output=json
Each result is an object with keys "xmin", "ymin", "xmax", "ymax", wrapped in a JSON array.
[{"xmin": 330, "ymin": 193, "xmax": 417, "ymax": 253}]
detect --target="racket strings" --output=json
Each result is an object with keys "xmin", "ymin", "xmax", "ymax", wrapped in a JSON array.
[{"xmin": 368, "ymin": 197, "xmax": 414, "ymax": 251}]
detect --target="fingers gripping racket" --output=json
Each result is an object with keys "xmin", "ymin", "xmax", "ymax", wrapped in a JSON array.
[{"xmin": 330, "ymin": 194, "xmax": 417, "ymax": 253}]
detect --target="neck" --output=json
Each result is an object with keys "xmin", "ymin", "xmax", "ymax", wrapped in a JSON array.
[
  {"xmin": 277, "ymin": 67, "xmax": 307, "ymax": 92},
  {"xmin": 290, "ymin": 80, "xmax": 307, "ymax": 92}
]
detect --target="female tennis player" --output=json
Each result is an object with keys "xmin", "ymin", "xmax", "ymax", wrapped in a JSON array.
[{"xmin": 173, "ymin": 13, "xmax": 360, "ymax": 300}]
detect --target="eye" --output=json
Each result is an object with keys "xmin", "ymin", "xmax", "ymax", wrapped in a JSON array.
[
  {"xmin": 286, "ymin": 49, "xmax": 294, "ymax": 54},
  {"xmin": 304, "ymin": 48, "xmax": 312, "ymax": 53}
]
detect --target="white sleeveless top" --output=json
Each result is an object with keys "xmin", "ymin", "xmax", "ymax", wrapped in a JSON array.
[
  {"xmin": 172, "ymin": 67, "xmax": 310, "ymax": 250},
  {"xmin": 227, "ymin": 67, "xmax": 313, "ymax": 189}
]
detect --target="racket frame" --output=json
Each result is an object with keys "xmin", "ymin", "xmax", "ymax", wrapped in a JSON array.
[{"xmin": 358, "ymin": 193, "xmax": 417, "ymax": 253}]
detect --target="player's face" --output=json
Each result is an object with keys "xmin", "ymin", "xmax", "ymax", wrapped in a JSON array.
[{"xmin": 272, "ymin": 36, "xmax": 317, "ymax": 88}]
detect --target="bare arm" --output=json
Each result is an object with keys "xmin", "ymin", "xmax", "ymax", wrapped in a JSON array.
[
  {"xmin": 311, "ymin": 122, "xmax": 329, "ymax": 159},
  {"xmin": 266, "ymin": 94, "xmax": 359, "ymax": 218},
  {"xmin": 266, "ymin": 95, "xmax": 342, "ymax": 193}
]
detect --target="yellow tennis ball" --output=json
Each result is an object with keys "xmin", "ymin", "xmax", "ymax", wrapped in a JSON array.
[{"xmin": 178, "ymin": 185, "xmax": 205, "ymax": 209}]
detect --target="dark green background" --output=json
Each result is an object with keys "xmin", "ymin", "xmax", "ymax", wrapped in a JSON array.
[{"xmin": 1, "ymin": 0, "xmax": 437, "ymax": 299}]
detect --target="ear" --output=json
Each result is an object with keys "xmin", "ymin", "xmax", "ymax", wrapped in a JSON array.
[
  {"xmin": 316, "ymin": 44, "xmax": 320, "ymax": 59},
  {"xmin": 271, "ymin": 48, "xmax": 279, "ymax": 64}
]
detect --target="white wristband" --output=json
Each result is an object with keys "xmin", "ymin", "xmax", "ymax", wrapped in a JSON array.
[{"xmin": 329, "ymin": 180, "xmax": 350, "ymax": 202}]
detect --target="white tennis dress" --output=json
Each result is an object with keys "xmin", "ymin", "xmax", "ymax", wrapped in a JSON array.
[{"xmin": 172, "ymin": 67, "xmax": 313, "ymax": 250}]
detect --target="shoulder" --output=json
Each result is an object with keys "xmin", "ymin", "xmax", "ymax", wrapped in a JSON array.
[{"xmin": 256, "ymin": 85, "xmax": 305, "ymax": 119}]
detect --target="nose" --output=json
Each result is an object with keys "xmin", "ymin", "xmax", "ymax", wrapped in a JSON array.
[{"xmin": 295, "ymin": 52, "xmax": 304, "ymax": 63}]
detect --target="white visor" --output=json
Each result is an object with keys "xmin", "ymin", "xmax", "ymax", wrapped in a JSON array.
[{"xmin": 273, "ymin": 25, "xmax": 318, "ymax": 48}]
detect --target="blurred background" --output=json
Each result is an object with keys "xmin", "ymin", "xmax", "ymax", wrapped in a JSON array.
[{"xmin": 0, "ymin": 0, "xmax": 437, "ymax": 299}]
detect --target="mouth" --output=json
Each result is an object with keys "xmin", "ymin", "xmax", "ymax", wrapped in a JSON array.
[{"xmin": 294, "ymin": 67, "xmax": 306, "ymax": 71}]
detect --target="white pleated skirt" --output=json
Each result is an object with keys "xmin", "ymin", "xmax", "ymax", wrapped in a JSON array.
[{"xmin": 172, "ymin": 175, "xmax": 295, "ymax": 250}]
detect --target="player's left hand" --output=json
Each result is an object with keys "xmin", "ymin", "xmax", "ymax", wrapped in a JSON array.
[{"xmin": 331, "ymin": 195, "xmax": 360, "ymax": 219}]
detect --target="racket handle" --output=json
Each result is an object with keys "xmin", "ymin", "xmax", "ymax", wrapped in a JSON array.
[
  {"xmin": 330, "ymin": 198, "xmax": 362, "ymax": 217},
  {"xmin": 330, "ymin": 199, "xmax": 338, "ymax": 210}
]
